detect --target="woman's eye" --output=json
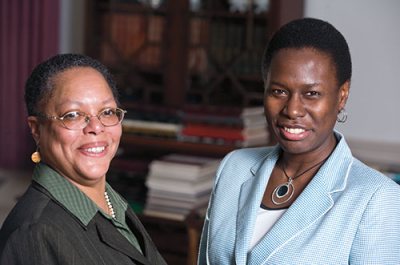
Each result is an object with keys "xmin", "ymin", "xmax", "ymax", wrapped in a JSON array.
[
  {"xmin": 62, "ymin": 111, "xmax": 82, "ymax": 120},
  {"xmin": 305, "ymin": 91, "xmax": 320, "ymax": 97},
  {"xmin": 102, "ymin": 108, "xmax": 116, "ymax": 117},
  {"xmin": 270, "ymin": 89, "xmax": 287, "ymax": 96}
]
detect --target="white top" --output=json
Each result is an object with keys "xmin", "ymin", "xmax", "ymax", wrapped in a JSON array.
[{"xmin": 249, "ymin": 206, "xmax": 287, "ymax": 250}]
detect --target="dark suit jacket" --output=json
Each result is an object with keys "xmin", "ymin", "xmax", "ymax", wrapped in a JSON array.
[{"xmin": 0, "ymin": 182, "xmax": 167, "ymax": 265}]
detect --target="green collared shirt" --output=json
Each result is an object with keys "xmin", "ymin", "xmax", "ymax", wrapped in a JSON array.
[{"xmin": 33, "ymin": 163, "xmax": 143, "ymax": 254}]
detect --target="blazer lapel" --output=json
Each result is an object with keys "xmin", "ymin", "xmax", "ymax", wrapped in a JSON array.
[
  {"xmin": 125, "ymin": 209, "xmax": 161, "ymax": 261},
  {"xmin": 234, "ymin": 146, "xmax": 280, "ymax": 265},
  {"xmin": 95, "ymin": 214, "xmax": 151, "ymax": 265},
  {"xmin": 248, "ymin": 136, "xmax": 353, "ymax": 264}
]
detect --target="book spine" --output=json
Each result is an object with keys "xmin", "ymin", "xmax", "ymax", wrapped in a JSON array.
[{"xmin": 181, "ymin": 123, "xmax": 245, "ymax": 140}]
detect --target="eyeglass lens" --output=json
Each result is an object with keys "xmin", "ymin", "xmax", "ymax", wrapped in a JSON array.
[{"xmin": 62, "ymin": 109, "xmax": 125, "ymax": 130}]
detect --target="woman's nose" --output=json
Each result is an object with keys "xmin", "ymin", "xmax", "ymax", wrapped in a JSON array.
[
  {"xmin": 83, "ymin": 115, "xmax": 105, "ymax": 134},
  {"xmin": 284, "ymin": 94, "xmax": 306, "ymax": 119}
]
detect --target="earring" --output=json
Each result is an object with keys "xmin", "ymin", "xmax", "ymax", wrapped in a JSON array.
[
  {"xmin": 337, "ymin": 108, "xmax": 348, "ymax": 123},
  {"xmin": 31, "ymin": 145, "xmax": 41, "ymax": 163}
]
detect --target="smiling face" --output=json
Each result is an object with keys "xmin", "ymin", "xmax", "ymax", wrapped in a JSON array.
[
  {"xmin": 264, "ymin": 48, "xmax": 349, "ymax": 157},
  {"xmin": 28, "ymin": 67, "xmax": 122, "ymax": 188}
]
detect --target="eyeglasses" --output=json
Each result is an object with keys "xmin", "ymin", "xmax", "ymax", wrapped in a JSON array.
[{"xmin": 38, "ymin": 108, "xmax": 127, "ymax": 130}]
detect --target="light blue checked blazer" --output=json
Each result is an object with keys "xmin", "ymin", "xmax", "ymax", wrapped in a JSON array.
[{"xmin": 198, "ymin": 132, "xmax": 400, "ymax": 265}]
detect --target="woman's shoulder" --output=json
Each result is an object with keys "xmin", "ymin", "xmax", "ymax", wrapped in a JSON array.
[
  {"xmin": 213, "ymin": 146, "xmax": 277, "ymax": 184},
  {"xmin": 0, "ymin": 183, "xmax": 74, "ymax": 240},
  {"xmin": 0, "ymin": 184, "xmax": 68, "ymax": 254},
  {"xmin": 349, "ymin": 158, "xmax": 400, "ymax": 193},
  {"xmin": 223, "ymin": 145, "xmax": 277, "ymax": 163}
]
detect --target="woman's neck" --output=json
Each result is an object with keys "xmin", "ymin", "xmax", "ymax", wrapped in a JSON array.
[{"xmin": 280, "ymin": 134, "xmax": 337, "ymax": 173}]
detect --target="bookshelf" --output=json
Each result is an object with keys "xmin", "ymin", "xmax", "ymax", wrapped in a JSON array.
[
  {"xmin": 85, "ymin": 0, "xmax": 303, "ymax": 264},
  {"xmin": 85, "ymin": 0, "xmax": 304, "ymax": 108},
  {"xmin": 121, "ymin": 134, "xmax": 235, "ymax": 157}
]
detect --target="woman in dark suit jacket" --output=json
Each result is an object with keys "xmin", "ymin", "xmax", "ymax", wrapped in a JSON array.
[{"xmin": 0, "ymin": 54, "xmax": 167, "ymax": 265}]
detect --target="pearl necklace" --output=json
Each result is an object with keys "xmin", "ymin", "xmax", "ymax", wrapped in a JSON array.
[{"xmin": 104, "ymin": 191, "xmax": 116, "ymax": 218}]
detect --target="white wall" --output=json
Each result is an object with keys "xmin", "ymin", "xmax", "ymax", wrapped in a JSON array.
[{"xmin": 305, "ymin": 0, "xmax": 400, "ymax": 166}]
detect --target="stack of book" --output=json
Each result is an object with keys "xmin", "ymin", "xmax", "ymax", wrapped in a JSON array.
[
  {"xmin": 122, "ymin": 104, "xmax": 270, "ymax": 148},
  {"xmin": 144, "ymin": 154, "xmax": 220, "ymax": 221},
  {"xmin": 122, "ymin": 104, "xmax": 182, "ymax": 139},
  {"xmin": 180, "ymin": 105, "xmax": 269, "ymax": 147}
]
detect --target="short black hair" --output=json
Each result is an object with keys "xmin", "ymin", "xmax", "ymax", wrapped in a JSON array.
[
  {"xmin": 261, "ymin": 17, "xmax": 352, "ymax": 86},
  {"xmin": 25, "ymin": 53, "xmax": 119, "ymax": 116}
]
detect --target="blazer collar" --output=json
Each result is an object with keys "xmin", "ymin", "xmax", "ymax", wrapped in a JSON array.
[
  {"xmin": 95, "ymin": 212, "xmax": 152, "ymax": 265},
  {"xmin": 234, "ymin": 145, "xmax": 281, "ymax": 265},
  {"xmin": 239, "ymin": 133, "xmax": 354, "ymax": 264},
  {"xmin": 32, "ymin": 182, "xmax": 157, "ymax": 265}
]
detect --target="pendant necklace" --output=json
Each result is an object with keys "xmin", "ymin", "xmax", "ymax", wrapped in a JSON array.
[
  {"xmin": 104, "ymin": 191, "xmax": 116, "ymax": 218},
  {"xmin": 271, "ymin": 157, "xmax": 328, "ymax": 206}
]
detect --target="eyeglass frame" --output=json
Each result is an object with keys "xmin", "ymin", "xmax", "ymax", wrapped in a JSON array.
[{"xmin": 36, "ymin": 107, "xmax": 127, "ymax": 130}]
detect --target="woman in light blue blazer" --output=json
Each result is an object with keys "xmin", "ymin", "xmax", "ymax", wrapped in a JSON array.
[{"xmin": 198, "ymin": 18, "xmax": 400, "ymax": 265}]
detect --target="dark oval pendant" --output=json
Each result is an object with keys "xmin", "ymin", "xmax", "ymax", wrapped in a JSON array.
[
  {"xmin": 272, "ymin": 182, "xmax": 295, "ymax": 205},
  {"xmin": 277, "ymin": 185, "xmax": 289, "ymax": 197}
]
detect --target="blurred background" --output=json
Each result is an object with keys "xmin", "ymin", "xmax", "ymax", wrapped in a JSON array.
[{"xmin": 1, "ymin": 0, "xmax": 399, "ymax": 264}]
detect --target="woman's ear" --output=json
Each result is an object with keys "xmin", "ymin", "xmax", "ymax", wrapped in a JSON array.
[
  {"xmin": 27, "ymin": 116, "xmax": 40, "ymax": 144},
  {"xmin": 338, "ymin": 80, "xmax": 350, "ymax": 110}
]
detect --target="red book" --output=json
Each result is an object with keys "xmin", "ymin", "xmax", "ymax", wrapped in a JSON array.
[{"xmin": 181, "ymin": 123, "xmax": 267, "ymax": 141}]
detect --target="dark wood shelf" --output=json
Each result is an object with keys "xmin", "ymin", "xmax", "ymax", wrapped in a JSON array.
[
  {"xmin": 138, "ymin": 213, "xmax": 204, "ymax": 265},
  {"xmin": 190, "ymin": 9, "xmax": 270, "ymax": 20},
  {"xmin": 96, "ymin": 1, "xmax": 167, "ymax": 14},
  {"xmin": 138, "ymin": 214, "xmax": 189, "ymax": 265},
  {"xmin": 120, "ymin": 134, "xmax": 236, "ymax": 157}
]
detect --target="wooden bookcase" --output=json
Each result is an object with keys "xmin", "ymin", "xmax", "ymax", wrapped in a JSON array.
[
  {"xmin": 85, "ymin": 0, "xmax": 302, "ymax": 155},
  {"xmin": 85, "ymin": 0, "xmax": 303, "ymax": 264}
]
